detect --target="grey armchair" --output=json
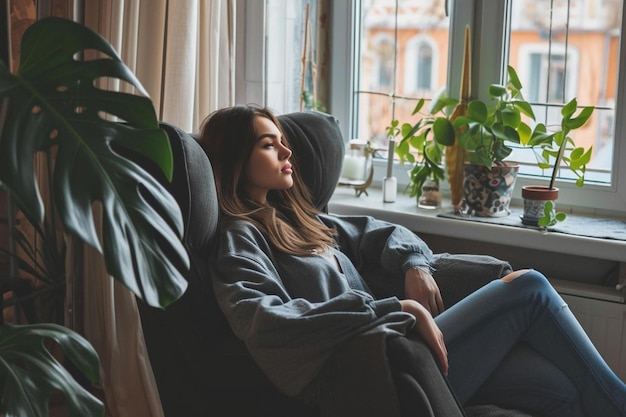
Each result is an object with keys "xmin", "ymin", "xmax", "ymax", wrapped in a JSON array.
[{"xmin": 136, "ymin": 111, "xmax": 533, "ymax": 417}]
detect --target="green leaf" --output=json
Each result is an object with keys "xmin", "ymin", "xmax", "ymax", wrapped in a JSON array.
[
  {"xmin": 428, "ymin": 88, "xmax": 457, "ymax": 114},
  {"xmin": 563, "ymin": 106, "xmax": 594, "ymax": 130},
  {"xmin": 528, "ymin": 124, "xmax": 554, "ymax": 146},
  {"xmin": 492, "ymin": 123, "xmax": 520, "ymax": 144},
  {"xmin": 507, "ymin": 65, "xmax": 523, "ymax": 91},
  {"xmin": 517, "ymin": 122, "xmax": 532, "ymax": 146},
  {"xmin": 512, "ymin": 99, "xmax": 535, "ymax": 119},
  {"xmin": 500, "ymin": 108, "xmax": 521, "ymax": 129},
  {"xmin": 488, "ymin": 84, "xmax": 507, "ymax": 99},
  {"xmin": 0, "ymin": 323, "xmax": 103, "ymax": 417},
  {"xmin": 432, "ymin": 117, "xmax": 455, "ymax": 146},
  {"xmin": 467, "ymin": 101, "xmax": 488, "ymax": 123},
  {"xmin": 411, "ymin": 98, "xmax": 425, "ymax": 115},
  {"xmin": 561, "ymin": 98, "xmax": 578, "ymax": 119},
  {"xmin": 0, "ymin": 17, "xmax": 189, "ymax": 308},
  {"xmin": 537, "ymin": 216, "xmax": 550, "ymax": 227}
]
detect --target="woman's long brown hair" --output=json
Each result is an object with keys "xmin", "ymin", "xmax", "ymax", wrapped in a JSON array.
[{"xmin": 199, "ymin": 105, "xmax": 336, "ymax": 256}]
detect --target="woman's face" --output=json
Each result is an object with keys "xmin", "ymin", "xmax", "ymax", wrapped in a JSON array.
[{"xmin": 244, "ymin": 115, "xmax": 294, "ymax": 204}]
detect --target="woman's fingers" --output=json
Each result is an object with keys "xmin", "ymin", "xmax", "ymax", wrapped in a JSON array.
[{"xmin": 400, "ymin": 299, "xmax": 449, "ymax": 374}]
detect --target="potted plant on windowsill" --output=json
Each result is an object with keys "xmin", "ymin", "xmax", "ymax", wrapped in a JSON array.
[
  {"xmin": 0, "ymin": 17, "xmax": 189, "ymax": 416},
  {"xmin": 520, "ymin": 97, "xmax": 594, "ymax": 227},
  {"xmin": 392, "ymin": 64, "xmax": 593, "ymax": 223},
  {"xmin": 389, "ymin": 92, "xmax": 455, "ymax": 202},
  {"xmin": 393, "ymin": 65, "xmax": 549, "ymax": 217}
]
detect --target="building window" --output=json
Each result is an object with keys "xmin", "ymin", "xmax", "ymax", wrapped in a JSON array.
[
  {"xmin": 404, "ymin": 36, "xmax": 437, "ymax": 93},
  {"xmin": 372, "ymin": 34, "xmax": 396, "ymax": 89}
]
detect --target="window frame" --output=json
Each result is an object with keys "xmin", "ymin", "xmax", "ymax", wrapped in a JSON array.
[{"xmin": 328, "ymin": 0, "xmax": 626, "ymax": 216}]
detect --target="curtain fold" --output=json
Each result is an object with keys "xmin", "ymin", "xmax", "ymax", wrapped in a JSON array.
[{"xmin": 73, "ymin": 1, "xmax": 235, "ymax": 416}]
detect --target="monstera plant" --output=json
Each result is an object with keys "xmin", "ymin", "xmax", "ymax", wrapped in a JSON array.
[{"xmin": 0, "ymin": 17, "xmax": 189, "ymax": 417}]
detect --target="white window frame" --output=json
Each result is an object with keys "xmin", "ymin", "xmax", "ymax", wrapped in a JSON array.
[
  {"xmin": 329, "ymin": 0, "xmax": 626, "ymax": 216},
  {"xmin": 235, "ymin": 0, "xmax": 626, "ymax": 216}
]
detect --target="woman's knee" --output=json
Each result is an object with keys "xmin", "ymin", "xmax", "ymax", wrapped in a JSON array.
[
  {"xmin": 501, "ymin": 269, "xmax": 553, "ymax": 293},
  {"xmin": 501, "ymin": 269, "xmax": 532, "ymax": 282}
]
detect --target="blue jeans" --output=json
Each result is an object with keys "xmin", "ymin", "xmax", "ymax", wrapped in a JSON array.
[{"xmin": 435, "ymin": 269, "xmax": 626, "ymax": 417}]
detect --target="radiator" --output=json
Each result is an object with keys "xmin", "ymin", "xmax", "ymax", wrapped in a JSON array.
[{"xmin": 551, "ymin": 278, "xmax": 626, "ymax": 382}]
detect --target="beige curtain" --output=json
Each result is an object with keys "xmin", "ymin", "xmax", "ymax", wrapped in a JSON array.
[
  {"xmin": 69, "ymin": 1, "xmax": 235, "ymax": 416},
  {"xmin": 84, "ymin": 0, "xmax": 235, "ymax": 132}
]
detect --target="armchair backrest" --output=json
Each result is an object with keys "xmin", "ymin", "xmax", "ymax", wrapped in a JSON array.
[{"xmin": 138, "ymin": 111, "xmax": 345, "ymax": 416}]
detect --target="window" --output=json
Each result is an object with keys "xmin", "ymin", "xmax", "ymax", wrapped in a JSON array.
[
  {"xmin": 236, "ymin": 0, "xmax": 323, "ymax": 113},
  {"xmin": 372, "ymin": 34, "xmax": 396, "ymax": 89},
  {"xmin": 330, "ymin": 0, "xmax": 626, "ymax": 215},
  {"xmin": 507, "ymin": 0, "xmax": 619, "ymax": 186},
  {"xmin": 352, "ymin": 0, "xmax": 450, "ymax": 151},
  {"xmin": 404, "ymin": 36, "xmax": 437, "ymax": 93}
]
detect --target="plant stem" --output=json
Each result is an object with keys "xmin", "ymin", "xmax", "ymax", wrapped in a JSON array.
[{"xmin": 549, "ymin": 127, "xmax": 569, "ymax": 190}]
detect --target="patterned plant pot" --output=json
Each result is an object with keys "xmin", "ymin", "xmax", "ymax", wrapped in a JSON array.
[
  {"xmin": 463, "ymin": 163, "xmax": 519, "ymax": 217},
  {"xmin": 521, "ymin": 185, "xmax": 559, "ymax": 226}
]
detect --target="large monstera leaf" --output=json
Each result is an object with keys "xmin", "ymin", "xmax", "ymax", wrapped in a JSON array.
[
  {"xmin": 0, "ymin": 17, "xmax": 189, "ymax": 308},
  {"xmin": 0, "ymin": 324, "xmax": 102, "ymax": 417}
]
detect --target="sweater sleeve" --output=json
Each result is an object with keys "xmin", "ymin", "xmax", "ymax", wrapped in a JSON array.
[
  {"xmin": 211, "ymin": 220, "xmax": 413, "ymax": 397},
  {"xmin": 319, "ymin": 214, "xmax": 434, "ymax": 274}
]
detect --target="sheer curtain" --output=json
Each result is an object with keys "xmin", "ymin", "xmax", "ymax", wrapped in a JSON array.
[{"xmin": 73, "ymin": 1, "xmax": 235, "ymax": 416}]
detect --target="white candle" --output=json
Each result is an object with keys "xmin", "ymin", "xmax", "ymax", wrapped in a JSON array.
[
  {"xmin": 386, "ymin": 138, "xmax": 395, "ymax": 178},
  {"xmin": 342, "ymin": 154, "xmax": 367, "ymax": 181}
]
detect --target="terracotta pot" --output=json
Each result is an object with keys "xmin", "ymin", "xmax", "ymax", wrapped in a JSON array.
[
  {"xmin": 521, "ymin": 185, "xmax": 559, "ymax": 226},
  {"xmin": 463, "ymin": 163, "xmax": 519, "ymax": 217}
]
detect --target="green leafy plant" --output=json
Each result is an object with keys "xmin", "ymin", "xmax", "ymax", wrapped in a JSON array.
[
  {"xmin": 531, "ymin": 97, "xmax": 594, "ymax": 190},
  {"xmin": 0, "ymin": 17, "xmax": 191, "ymax": 416},
  {"xmin": 0, "ymin": 323, "xmax": 102, "ymax": 417},
  {"xmin": 390, "ymin": 65, "xmax": 594, "ymax": 214},
  {"xmin": 451, "ymin": 66, "xmax": 546, "ymax": 168},
  {"xmin": 526, "ymin": 98, "xmax": 594, "ymax": 226},
  {"xmin": 537, "ymin": 201, "xmax": 567, "ymax": 228},
  {"xmin": 389, "ymin": 91, "xmax": 456, "ymax": 198}
]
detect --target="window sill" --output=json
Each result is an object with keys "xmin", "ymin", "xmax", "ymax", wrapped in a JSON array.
[{"xmin": 329, "ymin": 185, "xmax": 626, "ymax": 303}]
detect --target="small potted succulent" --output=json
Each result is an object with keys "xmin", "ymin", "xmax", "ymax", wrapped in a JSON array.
[{"xmin": 520, "ymin": 97, "xmax": 594, "ymax": 227}]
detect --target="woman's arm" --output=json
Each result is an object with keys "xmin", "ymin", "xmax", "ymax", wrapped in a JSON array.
[
  {"xmin": 319, "ymin": 214, "xmax": 434, "ymax": 273},
  {"xmin": 320, "ymin": 214, "xmax": 443, "ymax": 315},
  {"xmin": 212, "ymin": 220, "xmax": 415, "ymax": 396}
]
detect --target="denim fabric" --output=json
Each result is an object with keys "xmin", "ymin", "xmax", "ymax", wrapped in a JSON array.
[{"xmin": 435, "ymin": 269, "xmax": 626, "ymax": 417}]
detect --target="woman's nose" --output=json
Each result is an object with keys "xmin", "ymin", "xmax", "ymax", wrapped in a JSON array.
[{"xmin": 280, "ymin": 144, "xmax": 292, "ymax": 159}]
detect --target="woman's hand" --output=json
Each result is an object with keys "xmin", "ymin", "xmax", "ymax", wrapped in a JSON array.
[
  {"xmin": 405, "ymin": 267, "xmax": 444, "ymax": 317},
  {"xmin": 400, "ymin": 299, "xmax": 449, "ymax": 375}
]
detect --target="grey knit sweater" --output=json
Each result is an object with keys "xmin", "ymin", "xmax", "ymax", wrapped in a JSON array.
[{"xmin": 211, "ymin": 213, "xmax": 433, "ymax": 398}]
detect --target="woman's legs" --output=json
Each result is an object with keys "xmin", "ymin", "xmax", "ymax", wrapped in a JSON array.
[{"xmin": 435, "ymin": 269, "xmax": 626, "ymax": 417}]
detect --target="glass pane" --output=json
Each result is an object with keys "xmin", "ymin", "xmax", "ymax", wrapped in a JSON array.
[
  {"xmin": 355, "ymin": 0, "xmax": 450, "ymax": 153},
  {"xmin": 507, "ymin": 0, "xmax": 623, "ymax": 185},
  {"xmin": 265, "ymin": 0, "xmax": 323, "ymax": 113}
]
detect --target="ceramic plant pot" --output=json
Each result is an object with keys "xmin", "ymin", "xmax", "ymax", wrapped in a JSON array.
[
  {"xmin": 521, "ymin": 185, "xmax": 559, "ymax": 226},
  {"xmin": 463, "ymin": 163, "xmax": 519, "ymax": 217}
]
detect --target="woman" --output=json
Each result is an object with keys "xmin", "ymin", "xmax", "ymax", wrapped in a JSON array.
[{"xmin": 199, "ymin": 104, "xmax": 626, "ymax": 417}]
